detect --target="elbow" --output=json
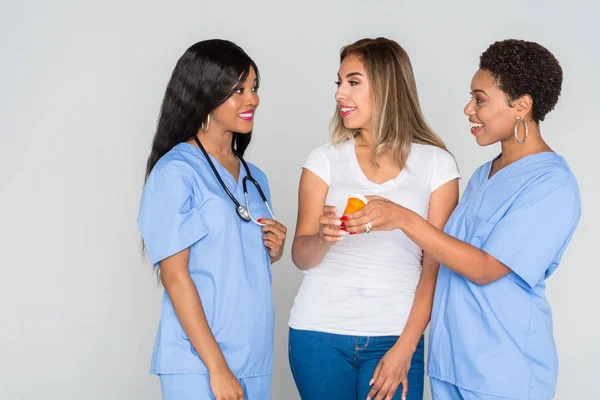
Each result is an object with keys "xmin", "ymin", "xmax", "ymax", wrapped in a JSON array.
[
  {"xmin": 467, "ymin": 264, "xmax": 499, "ymax": 285},
  {"xmin": 291, "ymin": 234, "xmax": 325, "ymax": 271},
  {"xmin": 470, "ymin": 268, "xmax": 501, "ymax": 287},
  {"xmin": 291, "ymin": 251, "xmax": 312, "ymax": 271},
  {"xmin": 160, "ymin": 268, "xmax": 190, "ymax": 288},
  {"xmin": 291, "ymin": 245, "xmax": 314, "ymax": 271},
  {"xmin": 471, "ymin": 275, "xmax": 494, "ymax": 286},
  {"xmin": 468, "ymin": 253, "xmax": 503, "ymax": 286}
]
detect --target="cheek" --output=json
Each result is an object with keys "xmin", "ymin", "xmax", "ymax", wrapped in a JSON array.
[
  {"xmin": 487, "ymin": 108, "xmax": 512, "ymax": 129},
  {"xmin": 479, "ymin": 107, "xmax": 515, "ymax": 141},
  {"xmin": 213, "ymin": 99, "xmax": 239, "ymax": 120},
  {"xmin": 357, "ymin": 89, "xmax": 372, "ymax": 117}
]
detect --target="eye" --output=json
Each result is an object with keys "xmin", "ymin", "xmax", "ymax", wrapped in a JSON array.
[
  {"xmin": 235, "ymin": 87, "xmax": 244, "ymax": 94},
  {"xmin": 334, "ymin": 80, "xmax": 341, "ymax": 86},
  {"xmin": 349, "ymin": 80, "xmax": 359, "ymax": 86},
  {"xmin": 252, "ymin": 86, "xmax": 259, "ymax": 92},
  {"xmin": 470, "ymin": 92, "xmax": 484, "ymax": 105}
]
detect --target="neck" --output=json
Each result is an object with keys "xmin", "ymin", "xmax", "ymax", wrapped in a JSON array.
[
  {"xmin": 195, "ymin": 129, "xmax": 234, "ymax": 158},
  {"xmin": 498, "ymin": 121, "xmax": 551, "ymax": 165},
  {"xmin": 357, "ymin": 128, "xmax": 375, "ymax": 148}
]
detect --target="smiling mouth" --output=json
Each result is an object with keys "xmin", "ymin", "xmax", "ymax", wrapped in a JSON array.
[
  {"xmin": 470, "ymin": 122, "xmax": 484, "ymax": 135},
  {"xmin": 339, "ymin": 106, "xmax": 356, "ymax": 117},
  {"xmin": 238, "ymin": 111, "xmax": 254, "ymax": 121}
]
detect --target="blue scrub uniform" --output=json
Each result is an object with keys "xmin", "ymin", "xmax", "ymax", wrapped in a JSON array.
[
  {"xmin": 428, "ymin": 152, "xmax": 581, "ymax": 400},
  {"xmin": 138, "ymin": 143, "xmax": 274, "ymax": 398}
]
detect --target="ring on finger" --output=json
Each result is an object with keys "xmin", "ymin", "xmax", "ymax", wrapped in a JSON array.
[{"xmin": 366, "ymin": 221, "xmax": 373, "ymax": 233}]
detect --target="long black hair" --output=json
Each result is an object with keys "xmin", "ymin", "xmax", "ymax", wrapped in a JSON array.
[{"xmin": 145, "ymin": 39, "xmax": 260, "ymax": 179}]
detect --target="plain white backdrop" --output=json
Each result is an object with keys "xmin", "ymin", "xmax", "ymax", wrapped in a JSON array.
[{"xmin": 1, "ymin": 0, "xmax": 598, "ymax": 398}]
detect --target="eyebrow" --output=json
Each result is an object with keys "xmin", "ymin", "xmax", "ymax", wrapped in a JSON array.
[
  {"xmin": 237, "ymin": 77, "xmax": 258, "ymax": 86},
  {"xmin": 337, "ymin": 72, "xmax": 365, "ymax": 79},
  {"xmin": 471, "ymin": 89, "xmax": 489, "ymax": 96}
]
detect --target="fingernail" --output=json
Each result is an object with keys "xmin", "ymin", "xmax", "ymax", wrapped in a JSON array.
[
  {"xmin": 369, "ymin": 378, "xmax": 374, "ymax": 386},
  {"xmin": 257, "ymin": 219, "xmax": 262, "ymax": 223},
  {"xmin": 349, "ymin": 232, "xmax": 356, "ymax": 235},
  {"xmin": 340, "ymin": 226, "xmax": 346, "ymax": 232},
  {"xmin": 367, "ymin": 397, "xmax": 371, "ymax": 400},
  {"xmin": 334, "ymin": 220, "xmax": 342, "ymax": 226},
  {"xmin": 339, "ymin": 230, "xmax": 347, "ymax": 235},
  {"xmin": 340, "ymin": 216, "xmax": 349, "ymax": 221}
]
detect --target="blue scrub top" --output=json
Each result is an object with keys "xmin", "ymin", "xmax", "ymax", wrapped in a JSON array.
[
  {"xmin": 428, "ymin": 152, "xmax": 581, "ymax": 399},
  {"xmin": 138, "ymin": 143, "xmax": 274, "ymax": 378}
]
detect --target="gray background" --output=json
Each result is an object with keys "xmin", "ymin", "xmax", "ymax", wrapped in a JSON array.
[{"xmin": 1, "ymin": 0, "xmax": 598, "ymax": 398}]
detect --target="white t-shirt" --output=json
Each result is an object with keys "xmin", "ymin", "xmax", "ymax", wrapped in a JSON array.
[{"xmin": 288, "ymin": 139, "xmax": 460, "ymax": 336}]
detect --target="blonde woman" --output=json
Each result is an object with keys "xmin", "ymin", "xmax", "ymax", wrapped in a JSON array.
[{"xmin": 288, "ymin": 38, "xmax": 459, "ymax": 400}]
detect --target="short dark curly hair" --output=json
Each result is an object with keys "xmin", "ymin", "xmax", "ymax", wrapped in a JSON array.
[{"xmin": 480, "ymin": 39, "xmax": 563, "ymax": 123}]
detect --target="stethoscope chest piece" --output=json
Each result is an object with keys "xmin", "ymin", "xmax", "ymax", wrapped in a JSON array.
[{"xmin": 236, "ymin": 205, "xmax": 251, "ymax": 222}]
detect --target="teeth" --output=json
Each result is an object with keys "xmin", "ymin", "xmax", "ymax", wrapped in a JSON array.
[
  {"xmin": 239, "ymin": 113, "xmax": 253, "ymax": 117},
  {"xmin": 470, "ymin": 122, "xmax": 483, "ymax": 129},
  {"xmin": 341, "ymin": 107, "xmax": 356, "ymax": 112}
]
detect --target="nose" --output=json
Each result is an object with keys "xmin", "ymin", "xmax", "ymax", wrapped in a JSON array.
[
  {"xmin": 464, "ymin": 98, "xmax": 475, "ymax": 116},
  {"xmin": 246, "ymin": 90, "xmax": 259, "ymax": 108},
  {"xmin": 335, "ymin": 85, "xmax": 347, "ymax": 103}
]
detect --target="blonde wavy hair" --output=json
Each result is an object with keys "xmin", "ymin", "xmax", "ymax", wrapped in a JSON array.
[{"xmin": 331, "ymin": 37, "xmax": 447, "ymax": 168}]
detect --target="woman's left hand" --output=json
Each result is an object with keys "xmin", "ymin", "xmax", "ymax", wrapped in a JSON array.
[
  {"xmin": 343, "ymin": 195, "xmax": 407, "ymax": 234},
  {"xmin": 367, "ymin": 341, "xmax": 414, "ymax": 400},
  {"xmin": 260, "ymin": 218, "xmax": 287, "ymax": 263}
]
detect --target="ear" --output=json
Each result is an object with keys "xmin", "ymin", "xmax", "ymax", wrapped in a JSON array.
[{"xmin": 515, "ymin": 94, "xmax": 533, "ymax": 120}]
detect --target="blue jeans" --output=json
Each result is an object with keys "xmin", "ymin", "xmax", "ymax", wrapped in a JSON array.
[{"xmin": 288, "ymin": 328, "xmax": 424, "ymax": 400}]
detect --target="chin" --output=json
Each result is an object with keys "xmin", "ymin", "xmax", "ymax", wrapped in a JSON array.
[
  {"xmin": 475, "ymin": 136, "xmax": 496, "ymax": 147},
  {"xmin": 235, "ymin": 123, "xmax": 254, "ymax": 134},
  {"xmin": 342, "ymin": 121, "xmax": 363, "ymax": 130}
]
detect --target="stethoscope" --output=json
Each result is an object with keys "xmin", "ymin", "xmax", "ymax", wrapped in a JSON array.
[{"xmin": 194, "ymin": 136, "xmax": 274, "ymax": 226}]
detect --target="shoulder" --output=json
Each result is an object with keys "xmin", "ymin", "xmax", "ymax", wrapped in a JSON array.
[
  {"xmin": 410, "ymin": 143, "xmax": 452, "ymax": 160},
  {"xmin": 527, "ymin": 154, "xmax": 580, "ymax": 197},
  {"xmin": 410, "ymin": 143, "xmax": 456, "ymax": 170},
  {"xmin": 496, "ymin": 153, "xmax": 581, "ymax": 216},
  {"xmin": 304, "ymin": 140, "xmax": 353, "ymax": 168},
  {"xmin": 149, "ymin": 144, "xmax": 200, "ymax": 179},
  {"xmin": 147, "ymin": 143, "xmax": 218, "ymax": 191},
  {"xmin": 309, "ymin": 140, "xmax": 352, "ymax": 159}
]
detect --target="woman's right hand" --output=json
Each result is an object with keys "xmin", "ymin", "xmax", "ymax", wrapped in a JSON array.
[
  {"xmin": 209, "ymin": 368, "xmax": 244, "ymax": 400},
  {"xmin": 318, "ymin": 205, "xmax": 345, "ymax": 246}
]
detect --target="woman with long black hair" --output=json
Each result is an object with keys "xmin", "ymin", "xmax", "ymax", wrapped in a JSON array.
[{"xmin": 138, "ymin": 39, "xmax": 287, "ymax": 400}]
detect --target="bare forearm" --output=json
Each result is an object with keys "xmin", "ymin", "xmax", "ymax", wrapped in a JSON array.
[
  {"xmin": 291, "ymin": 233, "xmax": 331, "ymax": 270},
  {"xmin": 163, "ymin": 275, "xmax": 228, "ymax": 372},
  {"xmin": 402, "ymin": 210, "xmax": 508, "ymax": 285},
  {"xmin": 396, "ymin": 263, "xmax": 438, "ymax": 351}
]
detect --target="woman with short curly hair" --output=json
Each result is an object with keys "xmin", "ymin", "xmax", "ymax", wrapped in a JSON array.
[{"xmin": 344, "ymin": 39, "xmax": 581, "ymax": 399}]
